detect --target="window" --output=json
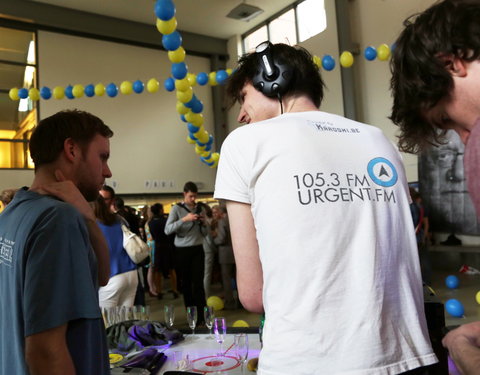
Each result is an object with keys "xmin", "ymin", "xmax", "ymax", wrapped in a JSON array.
[
  {"xmin": 242, "ymin": 0, "xmax": 326, "ymax": 53},
  {"xmin": 0, "ymin": 26, "xmax": 37, "ymax": 169}
]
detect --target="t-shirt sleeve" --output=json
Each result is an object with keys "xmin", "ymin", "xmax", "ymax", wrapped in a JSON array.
[
  {"xmin": 214, "ymin": 132, "xmax": 251, "ymax": 204},
  {"xmin": 24, "ymin": 205, "xmax": 101, "ymax": 336}
]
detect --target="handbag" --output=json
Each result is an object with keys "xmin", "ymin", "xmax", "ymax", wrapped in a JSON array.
[{"xmin": 121, "ymin": 224, "xmax": 150, "ymax": 264}]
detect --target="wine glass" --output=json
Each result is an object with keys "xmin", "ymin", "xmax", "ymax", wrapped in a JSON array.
[
  {"xmin": 204, "ymin": 306, "xmax": 215, "ymax": 339},
  {"xmin": 186, "ymin": 306, "xmax": 198, "ymax": 336},
  {"xmin": 213, "ymin": 317, "xmax": 227, "ymax": 356},
  {"xmin": 164, "ymin": 304, "xmax": 175, "ymax": 328},
  {"xmin": 234, "ymin": 333, "xmax": 249, "ymax": 374}
]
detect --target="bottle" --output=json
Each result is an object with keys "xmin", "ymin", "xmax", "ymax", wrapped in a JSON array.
[{"xmin": 258, "ymin": 314, "xmax": 265, "ymax": 348}]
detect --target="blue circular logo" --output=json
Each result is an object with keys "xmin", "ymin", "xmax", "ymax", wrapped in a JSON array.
[{"xmin": 367, "ymin": 157, "xmax": 398, "ymax": 187}]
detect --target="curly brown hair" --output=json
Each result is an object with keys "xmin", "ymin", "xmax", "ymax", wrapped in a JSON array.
[{"xmin": 390, "ymin": 0, "xmax": 480, "ymax": 154}]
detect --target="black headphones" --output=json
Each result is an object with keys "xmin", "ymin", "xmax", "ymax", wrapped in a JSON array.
[{"xmin": 252, "ymin": 41, "xmax": 293, "ymax": 98}]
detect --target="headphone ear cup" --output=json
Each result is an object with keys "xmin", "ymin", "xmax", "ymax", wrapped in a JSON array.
[{"xmin": 252, "ymin": 61, "xmax": 292, "ymax": 97}]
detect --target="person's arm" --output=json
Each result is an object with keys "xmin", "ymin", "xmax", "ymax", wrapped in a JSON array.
[
  {"xmin": 39, "ymin": 170, "xmax": 110, "ymax": 286},
  {"xmin": 25, "ymin": 324, "xmax": 75, "ymax": 375},
  {"xmin": 164, "ymin": 205, "xmax": 198, "ymax": 235},
  {"xmin": 442, "ymin": 321, "xmax": 480, "ymax": 375},
  {"xmin": 226, "ymin": 200, "xmax": 264, "ymax": 313}
]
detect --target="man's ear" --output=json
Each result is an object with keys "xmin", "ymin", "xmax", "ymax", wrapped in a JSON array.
[
  {"xmin": 63, "ymin": 138, "xmax": 79, "ymax": 162},
  {"xmin": 439, "ymin": 54, "xmax": 468, "ymax": 77}
]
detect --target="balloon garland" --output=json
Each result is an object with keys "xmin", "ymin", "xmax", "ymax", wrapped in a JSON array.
[{"xmin": 7, "ymin": 0, "xmax": 394, "ymax": 167}]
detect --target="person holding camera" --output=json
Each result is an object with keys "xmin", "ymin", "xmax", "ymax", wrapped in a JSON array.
[{"xmin": 165, "ymin": 181, "xmax": 207, "ymax": 320}]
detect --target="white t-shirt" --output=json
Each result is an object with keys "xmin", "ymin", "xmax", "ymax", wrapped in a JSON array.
[{"xmin": 214, "ymin": 111, "xmax": 437, "ymax": 375}]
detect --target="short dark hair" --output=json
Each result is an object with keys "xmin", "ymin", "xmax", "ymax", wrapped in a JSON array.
[
  {"xmin": 226, "ymin": 43, "xmax": 325, "ymax": 108},
  {"xmin": 29, "ymin": 109, "xmax": 113, "ymax": 168},
  {"xmin": 150, "ymin": 203, "xmax": 163, "ymax": 216},
  {"xmin": 183, "ymin": 181, "xmax": 198, "ymax": 193},
  {"xmin": 101, "ymin": 185, "xmax": 116, "ymax": 198},
  {"xmin": 390, "ymin": 0, "xmax": 480, "ymax": 154},
  {"xmin": 113, "ymin": 196, "xmax": 125, "ymax": 210}
]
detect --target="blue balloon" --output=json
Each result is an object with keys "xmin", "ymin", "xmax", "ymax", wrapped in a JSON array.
[
  {"xmin": 154, "ymin": 0, "xmax": 175, "ymax": 21},
  {"xmin": 216, "ymin": 70, "xmax": 229, "ymax": 84},
  {"xmin": 187, "ymin": 123, "xmax": 200, "ymax": 133},
  {"xmin": 196, "ymin": 139, "xmax": 206, "ymax": 147},
  {"xmin": 65, "ymin": 85, "xmax": 74, "ymax": 99},
  {"xmin": 191, "ymin": 99, "xmax": 204, "ymax": 114},
  {"xmin": 180, "ymin": 114, "xmax": 187, "ymax": 123},
  {"xmin": 164, "ymin": 77, "xmax": 175, "ymax": 92},
  {"xmin": 18, "ymin": 88, "xmax": 29, "ymax": 99},
  {"xmin": 171, "ymin": 62, "xmax": 188, "ymax": 80},
  {"xmin": 84, "ymin": 84, "xmax": 95, "ymax": 97},
  {"xmin": 196, "ymin": 72, "xmax": 208, "ymax": 86},
  {"xmin": 188, "ymin": 132, "xmax": 197, "ymax": 141},
  {"xmin": 206, "ymin": 134, "xmax": 214, "ymax": 146},
  {"xmin": 445, "ymin": 299, "xmax": 464, "ymax": 318},
  {"xmin": 445, "ymin": 275, "xmax": 460, "ymax": 289},
  {"xmin": 184, "ymin": 95, "xmax": 197, "ymax": 109},
  {"xmin": 133, "ymin": 80, "xmax": 144, "ymax": 94},
  {"xmin": 162, "ymin": 31, "xmax": 182, "ymax": 51},
  {"xmin": 106, "ymin": 83, "xmax": 118, "ymax": 98},
  {"xmin": 40, "ymin": 86, "xmax": 52, "ymax": 100},
  {"xmin": 200, "ymin": 157, "xmax": 215, "ymax": 166},
  {"xmin": 204, "ymin": 143, "xmax": 212, "ymax": 152},
  {"xmin": 364, "ymin": 46, "xmax": 377, "ymax": 61},
  {"xmin": 322, "ymin": 55, "xmax": 336, "ymax": 71}
]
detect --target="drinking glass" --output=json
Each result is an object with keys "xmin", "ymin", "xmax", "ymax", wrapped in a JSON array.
[
  {"xmin": 204, "ymin": 306, "xmax": 215, "ymax": 339},
  {"xmin": 186, "ymin": 306, "xmax": 198, "ymax": 336},
  {"xmin": 164, "ymin": 304, "xmax": 175, "ymax": 328},
  {"xmin": 234, "ymin": 333, "xmax": 249, "ymax": 374},
  {"xmin": 213, "ymin": 317, "xmax": 227, "ymax": 356}
]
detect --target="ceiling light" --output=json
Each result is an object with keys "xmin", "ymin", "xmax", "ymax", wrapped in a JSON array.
[{"xmin": 226, "ymin": 2, "xmax": 264, "ymax": 22}]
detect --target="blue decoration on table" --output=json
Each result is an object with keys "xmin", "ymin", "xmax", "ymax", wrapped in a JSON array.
[
  {"xmin": 445, "ymin": 299, "xmax": 464, "ymax": 318},
  {"xmin": 445, "ymin": 275, "xmax": 460, "ymax": 289}
]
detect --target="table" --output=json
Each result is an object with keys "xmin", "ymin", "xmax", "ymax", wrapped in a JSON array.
[{"xmin": 157, "ymin": 333, "xmax": 261, "ymax": 374}]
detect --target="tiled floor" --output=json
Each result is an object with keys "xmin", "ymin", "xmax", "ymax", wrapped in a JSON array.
[
  {"xmin": 147, "ymin": 279, "xmax": 261, "ymax": 332},
  {"xmin": 145, "ymin": 249, "xmax": 480, "ymax": 331}
]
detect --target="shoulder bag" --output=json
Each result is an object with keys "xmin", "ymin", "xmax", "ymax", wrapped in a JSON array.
[{"xmin": 121, "ymin": 224, "xmax": 150, "ymax": 264}]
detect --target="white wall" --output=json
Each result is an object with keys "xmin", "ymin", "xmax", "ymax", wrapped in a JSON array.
[
  {"xmin": 36, "ymin": 31, "xmax": 217, "ymax": 194},
  {"xmin": 348, "ymin": 0, "xmax": 436, "ymax": 182}
]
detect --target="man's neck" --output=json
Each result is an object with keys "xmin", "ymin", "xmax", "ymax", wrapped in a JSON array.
[{"xmin": 282, "ymin": 95, "xmax": 318, "ymax": 114}]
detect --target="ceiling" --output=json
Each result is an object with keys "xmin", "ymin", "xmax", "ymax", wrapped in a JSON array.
[{"xmin": 29, "ymin": 0, "xmax": 300, "ymax": 40}]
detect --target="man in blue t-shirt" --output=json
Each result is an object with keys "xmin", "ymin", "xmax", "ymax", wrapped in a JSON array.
[{"xmin": 0, "ymin": 110, "xmax": 113, "ymax": 375}]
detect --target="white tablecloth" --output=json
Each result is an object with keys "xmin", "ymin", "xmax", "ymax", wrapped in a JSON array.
[{"xmin": 158, "ymin": 333, "xmax": 261, "ymax": 374}]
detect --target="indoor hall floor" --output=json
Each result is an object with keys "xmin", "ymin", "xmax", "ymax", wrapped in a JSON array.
[
  {"xmin": 144, "ymin": 249, "xmax": 480, "ymax": 331},
  {"xmin": 146, "ymin": 277, "xmax": 262, "ymax": 331}
]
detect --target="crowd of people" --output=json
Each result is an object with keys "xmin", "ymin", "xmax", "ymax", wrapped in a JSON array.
[{"xmin": 1, "ymin": 1, "xmax": 480, "ymax": 374}]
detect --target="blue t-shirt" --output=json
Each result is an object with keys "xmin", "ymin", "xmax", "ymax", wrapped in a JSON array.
[
  {"xmin": 97, "ymin": 220, "xmax": 136, "ymax": 277},
  {"xmin": 0, "ymin": 188, "xmax": 110, "ymax": 375}
]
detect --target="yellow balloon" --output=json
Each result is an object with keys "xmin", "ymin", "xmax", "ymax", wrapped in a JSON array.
[
  {"xmin": 196, "ymin": 130, "xmax": 209, "ymax": 144},
  {"xmin": 120, "ymin": 81, "xmax": 133, "ymax": 95},
  {"xmin": 200, "ymin": 150, "xmax": 211, "ymax": 158},
  {"xmin": 476, "ymin": 291, "xmax": 480, "ymax": 305},
  {"xmin": 377, "ymin": 44, "xmax": 391, "ymax": 61},
  {"xmin": 156, "ymin": 17, "xmax": 177, "ymax": 35},
  {"xmin": 72, "ymin": 84, "xmax": 84, "ymax": 98},
  {"xmin": 95, "ymin": 83, "xmax": 105, "ymax": 96},
  {"xmin": 226, "ymin": 68, "xmax": 233, "ymax": 75},
  {"xmin": 207, "ymin": 296, "xmax": 224, "ymax": 311},
  {"xmin": 186, "ymin": 112, "xmax": 204, "ymax": 126},
  {"xmin": 186, "ymin": 135, "xmax": 196, "ymax": 144},
  {"xmin": 340, "ymin": 51, "xmax": 354, "ymax": 68},
  {"xmin": 168, "ymin": 47, "xmax": 186, "ymax": 63},
  {"xmin": 9, "ymin": 88, "xmax": 19, "ymax": 100},
  {"xmin": 146, "ymin": 78, "xmax": 160, "ymax": 93},
  {"xmin": 53, "ymin": 86, "xmax": 65, "ymax": 99},
  {"xmin": 176, "ymin": 87, "xmax": 193, "ymax": 103},
  {"xmin": 187, "ymin": 73, "xmax": 197, "ymax": 86},
  {"xmin": 195, "ymin": 145, "xmax": 206, "ymax": 155},
  {"xmin": 176, "ymin": 101, "xmax": 189, "ymax": 115},
  {"xmin": 233, "ymin": 320, "xmax": 250, "ymax": 328},
  {"xmin": 313, "ymin": 55, "xmax": 322, "ymax": 69},
  {"xmin": 211, "ymin": 152, "xmax": 220, "ymax": 163},
  {"xmin": 175, "ymin": 78, "xmax": 190, "ymax": 92},
  {"xmin": 28, "ymin": 88, "xmax": 40, "ymax": 101},
  {"xmin": 208, "ymin": 71, "xmax": 218, "ymax": 86}
]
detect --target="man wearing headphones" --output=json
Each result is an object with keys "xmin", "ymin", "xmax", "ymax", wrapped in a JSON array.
[{"xmin": 214, "ymin": 43, "xmax": 437, "ymax": 375}]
